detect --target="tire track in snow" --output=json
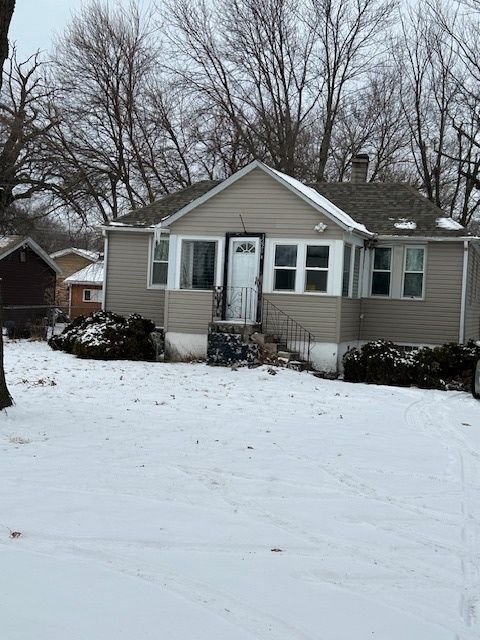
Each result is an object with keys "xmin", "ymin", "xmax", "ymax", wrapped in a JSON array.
[{"xmin": 404, "ymin": 392, "xmax": 480, "ymax": 638}]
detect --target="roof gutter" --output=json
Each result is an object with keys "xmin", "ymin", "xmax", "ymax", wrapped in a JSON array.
[
  {"xmin": 459, "ymin": 240, "xmax": 469, "ymax": 344},
  {"xmin": 377, "ymin": 235, "xmax": 479, "ymax": 242}
]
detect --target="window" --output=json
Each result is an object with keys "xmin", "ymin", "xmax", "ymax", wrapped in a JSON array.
[
  {"xmin": 352, "ymin": 246, "xmax": 361, "ymax": 298},
  {"xmin": 83, "ymin": 288, "xmax": 102, "ymax": 303},
  {"xmin": 273, "ymin": 244, "xmax": 297, "ymax": 291},
  {"xmin": 305, "ymin": 245, "xmax": 329, "ymax": 292},
  {"xmin": 342, "ymin": 244, "xmax": 352, "ymax": 297},
  {"xmin": 371, "ymin": 247, "xmax": 391, "ymax": 296},
  {"xmin": 151, "ymin": 237, "xmax": 169, "ymax": 286},
  {"xmin": 403, "ymin": 247, "xmax": 424, "ymax": 298},
  {"xmin": 180, "ymin": 240, "xmax": 216, "ymax": 290}
]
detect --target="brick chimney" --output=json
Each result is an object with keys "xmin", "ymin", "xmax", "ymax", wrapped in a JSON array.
[{"xmin": 351, "ymin": 154, "xmax": 369, "ymax": 183}]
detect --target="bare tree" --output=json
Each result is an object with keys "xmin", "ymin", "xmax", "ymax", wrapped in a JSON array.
[
  {"xmin": 45, "ymin": 0, "xmax": 201, "ymax": 224},
  {"xmin": 0, "ymin": 0, "xmax": 15, "ymax": 411}
]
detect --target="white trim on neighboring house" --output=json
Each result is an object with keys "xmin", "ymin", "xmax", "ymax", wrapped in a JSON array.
[
  {"xmin": 158, "ymin": 160, "xmax": 374, "ymax": 237},
  {"xmin": 100, "ymin": 225, "xmax": 155, "ymax": 233},
  {"xmin": 0, "ymin": 237, "xmax": 62, "ymax": 274},
  {"xmin": 459, "ymin": 240, "xmax": 469, "ymax": 343},
  {"xmin": 50, "ymin": 247, "xmax": 99, "ymax": 261}
]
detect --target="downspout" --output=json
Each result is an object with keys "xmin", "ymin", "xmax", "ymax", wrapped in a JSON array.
[
  {"xmin": 459, "ymin": 240, "xmax": 469, "ymax": 343},
  {"xmin": 102, "ymin": 230, "xmax": 109, "ymax": 311}
]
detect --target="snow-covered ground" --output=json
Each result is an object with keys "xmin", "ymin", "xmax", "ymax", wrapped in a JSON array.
[{"xmin": 1, "ymin": 340, "xmax": 480, "ymax": 640}]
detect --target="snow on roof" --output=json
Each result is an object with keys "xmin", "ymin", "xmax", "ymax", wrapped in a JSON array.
[
  {"xmin": 267, "ymin": 165, "xmax": 372, "ymax": 235},
  {"xmin": 50, "ymin": 247, "xmax": 100, "ymax": 261},
  {"xmin": 394, "ymin": 219, "xmax": 417, "ymax": 230},
  {"xmin": 436, "ymin": 217, "xmax": 463, "ymax": 231},
  {"xmin": 65, "ymin": 261, "xmax": 104, "ymax": 285}
]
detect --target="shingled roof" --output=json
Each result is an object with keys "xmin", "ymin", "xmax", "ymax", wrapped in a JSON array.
[
  {"xmin": 109, "ymin": 181, "xmax": 220, "ymax": 228},
  {"xmin": 108, "ymin": 170, "xmax": 466, "ymax": 238},
  {"xmin": 310, "ymin": 182, "xmax": 465, "ymax": 237}
]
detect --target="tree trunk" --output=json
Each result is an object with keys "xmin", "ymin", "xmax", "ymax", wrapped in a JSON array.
[
  {"xmin": 0, "ymin": 1, "xmax": 15, "ymax": 410},
  {"xmin": 0, "ymin": 280, "xmax": 12, "ymax": 409}
]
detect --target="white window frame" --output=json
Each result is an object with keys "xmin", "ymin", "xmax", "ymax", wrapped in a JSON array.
[
  {"xmin": 148, "ymin": 234, "xmax": 169, "ymax": 290},
  {"xmin": 341, "ymin": 243, "xmax": 353, "ymax": 298},
  {"xmin": 272, "ymin": 244, "xmax": 298, "ymax": 292},
  {"xmin": 401, "ymin": 245, "xmax": 426, "ymax": 300},
  {"xmin": 304, "ymin": 244, "xmax": 330, "ymax": 294},
  {"xmin": 174, "ymin": 236, "xmax": 224, "ymax": 291},
  {"xmin": 265, "ymin": 239, "xmax": 340, "ymax": 296},
  {"xmin": 370, "ymin": 246, "xmax": 393, "ymax": 298},
  {"xmin": 83, "ymin": 288, "xmax": 102, "ymax": 303}
]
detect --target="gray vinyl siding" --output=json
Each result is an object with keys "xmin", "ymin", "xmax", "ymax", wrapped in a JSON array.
[
  {"xmin": 169, "ymin": 168, "xmax": 343, "ymax": 239},
  {"xmin": 164, "ymin": 290, "xmax": 213, "ymax": 334},
  {"xmin": 104, "ymin": 231, "xmax": 165, "ymax": 326},
  {"xmin": 360, "ymin": 242, "xmax": 463, "ymax": 344},
  {"xmin": 352, "ymin": 247, "xmax": 361, "ymax": 298},
  {"xmin": 465, "ymin": 245, "xmax": 480, "ymax": 340},
  {"xmin": 339, "ymin": 298, "xmax": 361, "ymax": 342},
  {"xmin": 263, "ymin": 293, "xmax": 338, "ymax": 342}
]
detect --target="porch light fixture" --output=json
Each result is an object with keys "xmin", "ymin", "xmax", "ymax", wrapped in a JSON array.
[{"xmin": 314, "ymin": 222, "xmax": 327, "ymax": 233}]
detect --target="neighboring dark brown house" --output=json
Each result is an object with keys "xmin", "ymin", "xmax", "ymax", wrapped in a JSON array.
[{"xmin": 0, "ymin": 235, "xmax": 62, "ymax": 335}]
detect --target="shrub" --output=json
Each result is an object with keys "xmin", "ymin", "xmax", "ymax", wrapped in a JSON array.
[
  {"xmin": 343, "ymin": 339, "xmax": 480, "ymax": 391},
  {"xmin": 48, "ymin": 311, "xmax": 156, "ymax": 361},
  {"xmin": 343, "ymin": 340, "xmax": 416, "ymax": 387}
]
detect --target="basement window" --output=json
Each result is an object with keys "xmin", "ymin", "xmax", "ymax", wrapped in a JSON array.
[{"xmin": 180, "ymin": 240, "xmax": 216, "ymax": 290}]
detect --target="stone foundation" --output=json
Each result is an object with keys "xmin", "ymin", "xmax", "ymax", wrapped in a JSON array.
[{"xmin": 207, "ymin": 326, "xmax": 259, "ymax": 367}]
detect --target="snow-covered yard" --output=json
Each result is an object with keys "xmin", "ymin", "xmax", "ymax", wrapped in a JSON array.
[{"xmin": 1, "ymin": 340, "xmax": 480, "ymax": 640}]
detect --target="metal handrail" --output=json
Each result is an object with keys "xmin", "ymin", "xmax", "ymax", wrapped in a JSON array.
[
  {"xmin": 260, "ymin": 296, "xmax": 314, "ymax": 366},
  {"xmin": 212, "ymin": 286, "xmax": 314, "ymax": 366}
]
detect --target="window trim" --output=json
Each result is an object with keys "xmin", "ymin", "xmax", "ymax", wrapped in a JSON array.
[
  {"xmin": 341, "ymin": 243, "xmax": 352, "ymax": 298},
  {"xmin": 82, "ymin": 288, "xmax": 101, "ymax": 303},
  {"xmin": 179, "ymin": 237, "xmax": 219, "ymax": 292},
  {"xmin": 148, "ymin": 234, "xmax": 170, "ymax": 290},
  {"xmin": 273, "ymin": 243, "xmax": 298, "ymax": 292},
  {"xmin": 370, "ymin": 246, "xmax": 393, "ymax": 298},
  {"xmin": 304, "ymin": 244, "xmax": 330, "ymax": 294},
  {"xmin": 401, "ymin": 245, "xmax": 426, "ymax": 300}
]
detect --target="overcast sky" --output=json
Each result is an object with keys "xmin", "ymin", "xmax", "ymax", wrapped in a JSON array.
[{"xmin": 9, "ymin": 1, "xmax": 130, "ymax": 61}]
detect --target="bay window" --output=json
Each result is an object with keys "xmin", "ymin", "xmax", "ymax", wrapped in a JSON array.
[
  {"xmin": 371, "ymin": 247, "xmax": 391, "ymax": 296},
  {"xmin": 151, "ymin": 236, "xmax": 169, "ymax": 286},
  {"xmin": 273, "ymin": 244, "xmax": 297, "ymax": 291},
  {"xmin": 180, "ymin": 240, "xmax": 216, "ymax": 290},
  {"xmin": 305, "ymin": 245, "xmax": 329, "ymax": 292},
  {"xmin": 402, "ymin": 247, "xmax": 425, "ymax": 298}
]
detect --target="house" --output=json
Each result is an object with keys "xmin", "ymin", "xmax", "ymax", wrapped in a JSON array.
[
  {"xmin": 50, "ymin": 247, "xmax": 101, "ymax": 309},
  {"xmin": 0, "ymin": 235, "xmax": 62, "ymax": 335},
  {"xmin": 101, "ymin": 157, "xmax": 480, "ymax": 370},
  {"xmin": 64, "ymin": 261, "xmax": 104, "ymax": 319}
]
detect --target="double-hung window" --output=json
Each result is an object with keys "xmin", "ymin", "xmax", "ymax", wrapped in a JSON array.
[
  {"xmin": 273, "ymin": 245, "xmax": 297, "ymax": 291},
  {"xmin": 151, "ymin": 237, "xmax": 169, "ymax": 287},
  {"xmin": 402, "ymin": 247, "xmax": 425, "ymax": 298},
  {"xmin": 180, "ymin": 240, "xmax": 216, "ymax": 290},
  {"xmin": 371, "ymin": 247, "xmax": 392, "ymax": 296},
  {"xmin": 342, "ymin": 244, "xmax": 352, "ymax": 297},
  {"xmin": 305, "ymin": 245, "xmax": 329, "ymax": 292}
]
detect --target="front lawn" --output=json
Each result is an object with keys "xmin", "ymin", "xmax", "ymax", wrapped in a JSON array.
[{"xmin": 1, "ymin": 340, "xmax": 480, "ymax": 639}]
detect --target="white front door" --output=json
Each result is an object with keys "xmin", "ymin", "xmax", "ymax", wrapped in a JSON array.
[{"xmin": 226, "ymin": 237, "xmax": 261, "ymax": 321}]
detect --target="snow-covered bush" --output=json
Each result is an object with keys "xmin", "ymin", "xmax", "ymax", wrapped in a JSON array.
[
  {"xmin": 343, "ymin": 340, "xmax": 480, "ymax": 391},
  {"xmin": 414, "ymin": 342, "xmax": 480, "ymax": 391},
  {"xmin": 48, "ymin": 311, "xmax": 156, "ymax": 361},
  {"xmin": 343, "ymin": 340, "xmax": 416, "ymax": 386}
]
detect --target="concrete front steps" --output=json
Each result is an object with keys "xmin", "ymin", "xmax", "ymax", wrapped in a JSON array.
[{"xmin": 250, "ymin": 332, "xmax": 309, "ymax": 371}]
